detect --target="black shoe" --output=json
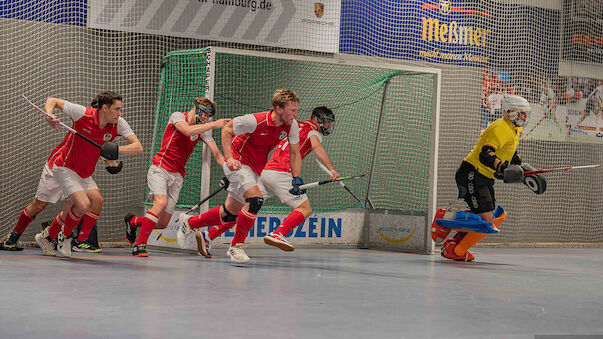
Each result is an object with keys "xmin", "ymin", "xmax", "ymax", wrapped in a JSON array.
[
  {"xmin": 41, "ymin": 219, "xmax": 53, "ymax": 231},
  {"xmin": 0, "ymin": 232, "xmax": 24, "ymax": 251},
  {"xmin": 72, "ymin": 239, "xmax": 102, "ymax": 253},
  {"xmin": 124, "ymin": 213, "xmax": 137, "ymax": 245},
  {"xmin": 131, "ymin": 243, "xmax": 148, "ymax": 257}
]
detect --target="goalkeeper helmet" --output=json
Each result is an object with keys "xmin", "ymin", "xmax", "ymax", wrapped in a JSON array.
[
  {"xmin": 311, "ymin": 106, "xmax": 335, "ymax": 136},
  {"xmin": 502, "ymin": 95, "xmax": 530, "ymax": 127}
]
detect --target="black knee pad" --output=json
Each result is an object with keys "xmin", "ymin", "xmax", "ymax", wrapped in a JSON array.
[
  {"xmin": 221, "ymin": 204, "xmax": 238, "ymax": 222},
  {"xmin": 245, "ymin": 197, "xmax": 264, "ymax": 214}
]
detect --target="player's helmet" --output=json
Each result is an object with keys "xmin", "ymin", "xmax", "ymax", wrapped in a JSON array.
[
  {"xmin": 311, "ymin": 106, "xmax": 335, "ymax": 136},
  {"xmin": 502, "ymin": 95, "xmax": 530, "ymax": 127}
]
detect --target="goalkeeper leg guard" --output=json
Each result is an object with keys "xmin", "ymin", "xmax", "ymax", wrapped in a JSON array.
[
  {"xmin": 453, "ymin": 205, "xmax": 507, "ymax": 259},
  {"xmin": 431, "ymin": 208, "xmax": 451, "ymax": 243},
  {"xmin": 441, "ymin": 238, "xmax": 474, "ymax": 262}
]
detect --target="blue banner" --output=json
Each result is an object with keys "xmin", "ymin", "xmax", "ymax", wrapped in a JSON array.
[
  {"xmin": 340, "ymin": 0, "xmax": 560, "ymax": 71},
  {"xmin": 0, "ymin": 0, "xmax": 86, "ymax": 26},
  {"xmin": 341, "ymin": 0, "xmax": 493, "ymax": 66}
]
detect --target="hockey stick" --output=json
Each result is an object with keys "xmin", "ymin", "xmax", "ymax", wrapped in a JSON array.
[
  {"xmin": 522, "ymin": 114, "xmax": 546, "ymax": 138},
  {"xmin": 156, "ymin": 177, "xmax": 229, "ymax": 240},
  {"xmin": 23, "ymin": 95, "xmax": 102, "ymax": 150},
  {"xmin": 298, "ymin": 174, "xmax": 366, "ymax": 190},
  {"xmin": 315, "ymin": 159, "xmax": 365, "ymax": 208},
  {"xmin": 524, "ymin": 164, "xmax": 600, "ymax": 176}
]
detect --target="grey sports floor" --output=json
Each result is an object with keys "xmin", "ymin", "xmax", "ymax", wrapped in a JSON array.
[{"xmin": 1, "ymin": 246, "xmax": 602, "ymax": 339}]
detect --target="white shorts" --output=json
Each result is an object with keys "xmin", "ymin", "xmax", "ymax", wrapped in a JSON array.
[
  {"xmin": 52, "ymin": 166, "xmax": 99, "ymax": 198},
  {"xmin": 35, "ymin": 164, "xmax": 66, "ymax": 204},
  {"xmin": 258, "ymin": 169, "xmax": 308, "ymax": 209},
  {"xmin": 223, "ymin": 164, "xmax": 259, "ymax": 204},
  {"xmin": 146, "ymin": 165, "xmax": 184, "ymax": 214}
]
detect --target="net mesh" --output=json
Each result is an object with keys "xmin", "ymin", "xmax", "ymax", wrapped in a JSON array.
[
  {"xmin": 0, "ymin": 0, "xmax": 601, "ymax": 245},
  {"xmin": 145, "ymin": 48, "xmax": 435, "ymax": 214}
]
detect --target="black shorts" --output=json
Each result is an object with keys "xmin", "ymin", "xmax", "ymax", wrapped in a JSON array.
[{"xmin": 455, "ymin": 161, "xmax": 496, "ymax": 214}]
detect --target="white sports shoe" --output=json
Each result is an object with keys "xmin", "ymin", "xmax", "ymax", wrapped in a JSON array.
[
  {"xmin": 195, "ymin": 231, "xmax": 212, "ymax": 258},
  {"xmin": 176, "ymin": 213, "xmax": 193, "ymax": 248},
  {"xmin": 227, "ymin": 243, "xmax": 250, "ymax": 263},
  {"xmin": 34, "ymin": 227, "xmax": 56, "ymax": 257},
  {"xmin": 56, "ymin": 231, "xmax": 72, "ymax": 257}
]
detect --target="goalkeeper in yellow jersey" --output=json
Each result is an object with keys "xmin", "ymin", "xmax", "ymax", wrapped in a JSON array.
[{"xmin": 431, "ymin": 95, "xmax": 547, "ymax": 261}]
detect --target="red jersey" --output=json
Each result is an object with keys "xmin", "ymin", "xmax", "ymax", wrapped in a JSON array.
[
  {"xmin": 264, "ymin": 120, "xmax": 322, "ymax": 173},
  {"xmin": 231, "ymin": 111, "xmax": 300, "ymax": 176},
  {"xmin": 152, "ymin": 111, "xmax": 214, "ymax": 177},
  {"xmin": 46, "ymin": 137, "xmax": 69, "ymax": 170},
  {"xmin": 53, "ymin": 101, "xmax": 134, "ymax": 178}
]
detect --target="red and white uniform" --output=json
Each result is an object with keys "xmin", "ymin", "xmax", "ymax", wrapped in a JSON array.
[
  {"xmin": 264, "ymin": 119, "xmax": 321, "ymax": 172},
  {"xmin": 231, "ymin": 111, "xmax": 299, "ymax": 176},
  {"xmin": 52, "ymin": 101, "xmax": 134, "ymax": 178},
  {"xmin": 224, "ymin": 111, "xmax": 299, "ymax": 203},
  {"xmin": 147, "ymin": 111, "xmax": 214, "ymax": 214},
  {"xmin": 152, "ymin": 111, "xmax": 213, "ymax": 177},
  {"xmin": 34, "ymin": 138, "xmax": 73, "ymax": 204},
  {"xmin": 259, "ymin": 120, "xmax": 321, "ymax": 209}
]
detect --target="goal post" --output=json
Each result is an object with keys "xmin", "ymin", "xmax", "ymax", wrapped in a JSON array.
[{"xmin": 147, "ymin": 46, "xmax": 441, "ymax": 253}]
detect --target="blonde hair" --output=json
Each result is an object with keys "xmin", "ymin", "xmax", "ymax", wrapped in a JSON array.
[{"xmin": 272, "ymin": 89, "xmax": 299, "ymax": 109}]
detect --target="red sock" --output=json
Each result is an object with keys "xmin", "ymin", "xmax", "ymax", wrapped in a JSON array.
[
  {"xmin": 207, "ymin": 222, "xmax": 235, "ymax": 240},
  {"xmin": 12, "ymin": 209, "xmax": 34, "ymax": 234},
  {"xmin": 77, "ymin": 212, "xmax": 99, "ymax": 242},
  {"xmin": 231, "ymin": 210, "xmax": 256, "ymax": 245},
  {"xmin": 131, "ymin": 216, "xmax": 144, "ymax": 227},
  {"xmin": 189, "ymin": 206, "xmax": 222, "ymax": 229},
  {"xmin": 275, "ymin": 210, "xmax": 306, "ymax": 236},
  {"xmin": 48, "ymin": 213, "xmax": 65, "ymax": 241},
  {"xmin": 63, "ymin": 208, "xmax": 83, "ymax": 237},
  {"xmin": 137, "ymin": 212, "xmax": 158, "ymax": 245}
]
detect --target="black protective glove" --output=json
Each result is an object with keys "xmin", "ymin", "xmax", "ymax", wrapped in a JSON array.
[
  {"xmin": 521, "ymin": 163, "xmax": 547, "ymax": 194},
  {"xmin": 495, "ymin": 161, "xmax": 524, "ymax": 183},
  {"xmin": 100, "ymin": 142, "xmax": 119, "ymax": 160},
  {"xmin": 105, "ymin": 161, "xmax": 123, "ymax": 174},
  {"xmin": 289, "ymin": 176, "xmax": 307, "ymax": 195}
]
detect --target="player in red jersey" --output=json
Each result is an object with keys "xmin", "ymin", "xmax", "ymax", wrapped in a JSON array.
[
  {"xmin": 188, "ymin": 107, "xmax": 340, "ymax": 255},
  {"xmin": 1, "ymin": 127, "xmax": 117, "ymax": 253},
  {"xmin": 178, "ymin": 89, "xmax": 302, "ymax": 263},
  {"xmin": 123, "ymin": 97, "xmax": 230, "ymax": 257},
  {"xmin": 34, "ymin": 91, "xmax": 143, "ymax": 258},
  {"xmin": 261, "ymin": 107, "xmax": 339, "ymax": 251}
]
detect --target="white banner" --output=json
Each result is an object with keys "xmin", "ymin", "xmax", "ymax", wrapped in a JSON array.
[
  {"xmin": 366, "ymin": 211, "xmax": 428, "ymax": 253},
  {"xmin": 88, "ymin": 0, "xmax": 340, "ymax": 53},
  {"xmin": 148, "ymin": 209, "xmax": 365, "ymax": 250}
]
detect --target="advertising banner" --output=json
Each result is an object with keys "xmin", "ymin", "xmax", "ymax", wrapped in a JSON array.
[
  {"xmin": 88, "ymin": 0, "xmax": 340, "ymax": 53},
  {"xmin": 561, "ymin": 0, "xmax": 603, "ymax": 65},
  {"xmin": 341, "ymin": 0, "xmax": 493, "ymax": 66},
  {"xmin": 366, "ymin": 211, "xmax": 427, "ymax": 253},
  {"xmin": 148, "ymin": 209, "xmax": 366, "ymax": 250}
]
